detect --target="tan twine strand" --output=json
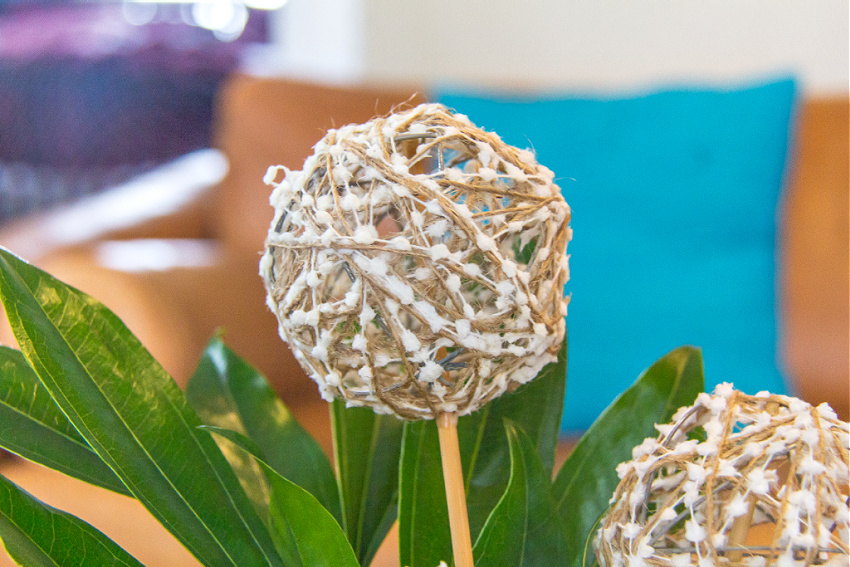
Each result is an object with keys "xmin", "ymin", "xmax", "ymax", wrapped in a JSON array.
[
  {"xmin": 260, "ymin": 103, "xmax": 571, "ymax": 419},
  {"xmin": 596, "ymin": 384, "xmax": 850, "ymax": 567}
]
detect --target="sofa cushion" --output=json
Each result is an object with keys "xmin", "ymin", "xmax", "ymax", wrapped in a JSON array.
[
  {"xmin": 437, "ymin": 79, "xmax": 796, "ymax": 432},
  {"xmin": 213, "ymin": 75, "xmax": 424, "ymax": 257}
]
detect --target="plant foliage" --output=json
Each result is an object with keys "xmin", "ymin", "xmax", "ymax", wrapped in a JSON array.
[{"xmin": 0, "ymin": 247, "xmax": 703, "ymax": 566}]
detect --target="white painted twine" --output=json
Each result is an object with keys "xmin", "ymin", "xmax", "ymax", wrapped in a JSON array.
[{"xmin": 261, "ymin": 103, "xmax": 570, "ymax": 419}]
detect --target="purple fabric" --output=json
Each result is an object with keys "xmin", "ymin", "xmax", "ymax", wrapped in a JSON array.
[
  {"xmin": 0, "ymin": 50, "xmax": 232, "ymax": 166},
  {"xmin": 0, "ymin": 161, "xmax": 154, "ymax": 223},
  {"xmin": 0, "ymin": 4, "xmax": 246, "ymax": 167},
  {"xmin": 0, "ymin": 3, "xmax": 261, "ymax": 221}
]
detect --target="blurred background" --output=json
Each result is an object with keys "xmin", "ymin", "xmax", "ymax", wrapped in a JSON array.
[
  {"xmin": 0, "ymin": 0, "xmax": 847, "ymax": 447},
  {"xmin": 0, "ymin": 2, "xmax": 846, "ymax": 564},
  {"xmin": 0, "ymin": 0, "xmax": 845, "ymax": 221}
]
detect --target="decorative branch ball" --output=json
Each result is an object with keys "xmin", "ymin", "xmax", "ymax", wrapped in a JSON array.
[
  {"xmin": 260, "ymin": 103, "xmax": 570, "ymax": 420},
  {"xmin": 597, "ymin": 384, "xmax": 849, "ymax": 567}
]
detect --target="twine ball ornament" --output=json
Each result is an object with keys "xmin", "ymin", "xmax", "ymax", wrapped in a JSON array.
[
  {"xmin": 260, "ymin": 103, "xmax": 571, "ymax": 420},
  {"xmin": 596, "ymin": 384, "xmax": 849, "ymax": 567}
]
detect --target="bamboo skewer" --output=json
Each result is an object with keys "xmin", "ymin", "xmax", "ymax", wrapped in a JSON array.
[
  {"xmin": 727, "ymin": 401, "xmax": 779, "ymax": 565},
  {"xmin": 437, "ymin": 412, "xmax": 475, "ymax": 567},
  {"xmin": 726, "ymin": 495, "xmax": 757, "ymax": 563}
]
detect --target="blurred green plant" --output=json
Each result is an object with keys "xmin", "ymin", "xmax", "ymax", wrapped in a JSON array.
[{"xmin": 0, "ymin": 247, "xmax": 703, "ymax": 567}]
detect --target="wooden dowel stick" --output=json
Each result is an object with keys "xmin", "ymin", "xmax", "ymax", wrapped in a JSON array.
[
  {"xmin": 437, "ymin": 412, "xmax": 475, "ymax": 567},
  {"xmin": 727, "ymin": 400, "xmax": 779, "ymax": 564},
  {"xmin": 727, "ymin": 496, "xmax": 757, "ymax": 563}
]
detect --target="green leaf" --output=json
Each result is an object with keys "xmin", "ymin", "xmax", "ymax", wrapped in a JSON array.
[
  {"xmin": 200, "ymin": 425, "xmax": 265, "ymax": 461},
  {"xmin": 472, "ymin": 421, "xmax": 567, "ymax": 567},
  {"xmin": 331, "ymin": 401, "xmax": 403, "ymax": 566},
  {"xmin": 0, "ymin": 346, "xmax": 129, "ymax": 496},
  {"xmin": 265, "ymin": 463, "xmax": 361, "ymax": 567},
  {"xmin": 398, "ymin": 420, "xmax": 452, "ymax": 567},
  {"xmin": 193, "ymin": 421, "xmax": 270, "ymax": 523},
  {"xmin": 0, "ymin": 247, "xmax": 282, "ymax": 567},
  {"xmin": 0, "ymin": 473, "xmax": 144, "ymax": 567},
  {"xmin": 459, "ymin": 335, "xmax": 567, "ymax": 540},
  {"xmin": 581, "ymin": 511, "xmax": 607, "ymax": 567},
  {"xmin": 398, "ymin": 337, "xmax": 568, "ymax": 566},
  {"xmin": 552, "ymin": 346, "xmax": 704, "ymax": 567},
  {"xmin": 512, "ymin": 237, "xmax": 538, "ymax": 265},
  {"xmin": 203, "ymin": 427, "xmax": 360, "ymax": 567},
  {"xmin": 186, "ymin": 337, "xmax": 340, "ymax": 524}
]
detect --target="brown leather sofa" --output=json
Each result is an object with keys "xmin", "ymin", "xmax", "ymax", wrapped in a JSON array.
[
  {"xmin": 1, "ymin": 75, "xmax": 846, "ymax": 426},
  {"xmin": 0, "ymin": 77, "xmax": 425, "ymax": 455},
  {"xmin": 0, "ymin": 74, "xmax": 846, "ymax": 567}
]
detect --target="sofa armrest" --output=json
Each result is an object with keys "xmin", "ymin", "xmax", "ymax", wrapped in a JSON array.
[
  {"xmin": 0, "ymin": 149, "xmax": 227, "ymax": 262},
  {"xmin": 780, "ymin": 97, "xmax": 849, "ymax": 420}
]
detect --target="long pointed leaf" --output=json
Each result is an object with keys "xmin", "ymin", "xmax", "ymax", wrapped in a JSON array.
[
  {"xmin": 459, "ymin": 336, "xmax": 567, "ymax": 539},
  {"xmin": 186, "ymin": 337, "xmax": 340, "ymax": 524},
  {"xmin": 331, "ymin": 401, "xmax": 403, "ymax": 566},
  {"xmin": 204, "ymin": 426, "xmax": 360, "ymax": 567},
  {"xmin": 398, "ymin": 337, "xmax": 568, "ymax": 566},
  {"xmin": 265, "ymin": 467, "xmax": 360, "ymax": 567},
  {"xmin": 0, "ymin": 247, "xmax": 282, "ymax": 567},
  {"xmin": 472, "ymin": 421, "xmax": 567, "ymax": 567},
  {"xmin": 552, "ymin": 346, "xmax": 704, "ymax": 567},
  {"xmin": 0, "ymin": 473, "xmax": 144, "ymax": 567},
  {"xmin": 398, "ymin": 420, "xmax": 452, "ymax": 567},
  {"xmin": 0, "ymin": 346, "xmax": 129, "ymax": 495}
]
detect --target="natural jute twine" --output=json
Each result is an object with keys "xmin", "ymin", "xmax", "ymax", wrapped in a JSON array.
[
  {"xmin": 261, "ymin": 103, "xmax": 571, "ymax": 419},
  {"xmin": 597, "ymin": 384, "xmax": 849, "ymax": 567}
]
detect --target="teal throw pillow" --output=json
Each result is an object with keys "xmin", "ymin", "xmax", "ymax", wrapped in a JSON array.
[{"xmin": 436, "ymin": 79, "xmax": 796, "ymax": 432}]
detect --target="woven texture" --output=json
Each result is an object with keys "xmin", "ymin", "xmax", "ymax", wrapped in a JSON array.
[
  {"xmin": 261, "ymin": 103, "xmax": 570, "ymax": 419},
  {"xmin": 597, "ymin": 385, "xmax": 849, "ymax": 567}
]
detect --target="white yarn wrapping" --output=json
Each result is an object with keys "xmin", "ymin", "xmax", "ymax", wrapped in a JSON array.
[
  {"xmin": 260, "ymin": 103, "xmax": 570, "ymax": 419},
  {"xmin": 597, "ymin": 385, "xmax": 850, "ymax": 567}
]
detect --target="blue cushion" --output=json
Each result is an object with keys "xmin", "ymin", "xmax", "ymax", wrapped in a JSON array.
[{"xmin": 436, "ymin": 79, "xmax": 796, "ymax": 432}]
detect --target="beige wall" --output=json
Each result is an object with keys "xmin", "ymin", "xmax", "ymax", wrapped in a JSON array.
[{"xmin": 261, "ymin": 0, "xmax": 848, "ymax": 95}]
